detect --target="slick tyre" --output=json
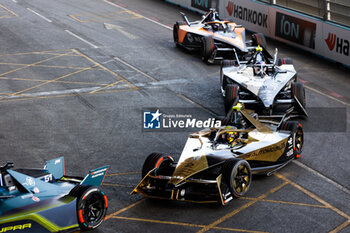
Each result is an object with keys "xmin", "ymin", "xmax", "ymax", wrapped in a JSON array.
[
  {"xmin": 142, "ymin": 153, "xmax": 174, "ymax": 178},
  {"xmin": 173, "ymin": 21, "xmax": 186, "ymax": 47},
  {"xmin": 291, "ymin": 81, "xmax": 306, "ymax": 108},
  {"xmin": 225, "ymin": 84, "xmax": 239, "ymax": 114},
  {"xmin": 277, "ymin": 58, "xmax": 293, "ymax": 66},
  {"xmin": 72, "ymin": 185, "xmax": 108, "ymax": 231},
  {"xmin": 280, "ymin": 121, "xmax": 304, "ymax": 159},
  {"xmin": 201, "ymin": 36, "xmax": 215, "ymax": 63},
  {"xmin": 223, "ymin": 158, "xmax": 252, "ymax": 198},
  {"xmin": 252, "ymin": 32, "xmax": 267, "ymax": 49},
  {"xmin": 220, "ymin": 60, "xmax": 236, "ymax": 93}
]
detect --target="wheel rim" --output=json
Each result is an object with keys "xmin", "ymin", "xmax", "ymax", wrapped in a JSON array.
[
  {"xmin": 83, "ymin": 193, "xmax": 105, "ymax": 226},
  {"xmin": 295, "ymin": 126, "xmax": 303, "ymax": 153},
  {"xmin": 233, "ymin": 164, "xmax": 250, "ymax": 193}
]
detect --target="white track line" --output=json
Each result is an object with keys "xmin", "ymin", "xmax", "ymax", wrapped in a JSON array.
[
  {"xmin": 103, "ymin": 0, "xmax": 172, "ymax": 30},
  {"xmin": 11, "ymin": 0, "xmax": 17, "ymax": 3},
  {"xmin": 304, "ymin": 85, "xmax": 350, "ymax": 107},
  {"xmin": 65, "ymin": 30, "xmax": 98, "ymax": 49},
  {"xmin": 293, "ymin": 160, "xmax": 350, "ymax": 196},
  {"xmin": 27, "ymin": 8, "xmax": 52, "ymax": 23},
  {"xmin": 114, "ymin": 57, "xmax": 158, "ymax": 81}
]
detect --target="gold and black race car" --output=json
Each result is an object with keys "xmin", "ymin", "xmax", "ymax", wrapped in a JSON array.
[
  {"xmin": 131, "ymin": 104, "xmax": 303, "ymax": 205},
  {"xmin": 173, "ymin": 9, "xmax": 265, "ymax": 63}
]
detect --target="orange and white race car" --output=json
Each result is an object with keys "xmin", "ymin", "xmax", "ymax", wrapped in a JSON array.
[{"xmin": 173, "ymin": 9, "xmax": 265, "ymax": 63}]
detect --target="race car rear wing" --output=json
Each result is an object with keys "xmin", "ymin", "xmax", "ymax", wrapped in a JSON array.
[
  {"xmin": 45, "ymin": 157, "xmax": 65, "ymax": 180},
  {"xmin": 80, "ymin": 166, "xmax": 109, "ymax": 186}
]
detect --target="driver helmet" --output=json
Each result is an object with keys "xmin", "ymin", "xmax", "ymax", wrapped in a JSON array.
[{"xmin": 224, "ymin": 131, "xmax": 239, "ymax": 144}]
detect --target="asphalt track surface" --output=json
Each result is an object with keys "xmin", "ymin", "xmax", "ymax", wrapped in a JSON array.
[{"xmin": 0, "ymin": 0, "xmax": 349, "ymax": 232}]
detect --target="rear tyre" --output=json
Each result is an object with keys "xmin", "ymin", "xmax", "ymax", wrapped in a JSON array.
[
  {"xmin": 72, "ymin": 185, "xmax": 108, "ymax": 231},
  {"xmin": 220, "ymin": 60, "xmax": 236, "ymax": 94},
  {"xmin": 252, "ymin": 33, "xmax": 267, "ymax": 49},
  {"xmin": 280, "ymin": 121, "xmax": 304, "ymax": 158},
  {"xmin": 291, "ymin": 81, "xmax": 306, "ymax": 108},
  {"xmin": 277, "ymin": 58, "xmax": 293, "ymax": 66},
  {"xmin": 142, "ymin": 153, "xmax": 174, "ymax": 178},
  {"xmin": 225, "ymin": 84, "xmax": 239, "ymax": 114},
  {"xmin": 223, "ymin": 158, "xmax": 251, "ymax": 198},
  {"xmin": 201, "ymin": 36, "xmax": 215, "ymax": 63}
]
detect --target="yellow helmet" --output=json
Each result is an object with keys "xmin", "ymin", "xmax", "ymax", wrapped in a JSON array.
[{"xmin": 232, "ymin": 103, "xmax": 243, "ymax": 112}]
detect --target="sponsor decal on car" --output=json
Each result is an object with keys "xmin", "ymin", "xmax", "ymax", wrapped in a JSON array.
[
  {"xmin": 91, "ymin": 168, "xmax": 108, "ymax": 179},
  {"xmin": 286, "ymin": 148, "xmax": 293, "ymax": 157},
  {"xmin": 275, "ymin": 12, "xmax": 316, "ymax": 49},
  {"xmin": 32, "ymin": 196, "xmax": 40, "ymax": 202},
  {"xmin": 324, "ymin": 32, "xmax": 349, "ymax": 56},
  {"xmin": 226, "ymin": 1, "xmax": 268, "ymax": 28},
  {"xmin": 23, "ymin": 177, "xmax": 35, "ymax": 187},
  {"xmin": 0, "ymin": 223, "xmax": 31, "ymax": 232}
]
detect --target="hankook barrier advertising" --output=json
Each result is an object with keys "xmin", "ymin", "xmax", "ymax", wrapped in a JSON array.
[{"xmin": 166, "ymin": 0, "xmax": 350, "ymax": 67}]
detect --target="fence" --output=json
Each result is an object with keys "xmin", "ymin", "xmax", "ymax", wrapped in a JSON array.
[{"xmin": 257, "ymin": 0, "xmax": 350, "ymax": 26}]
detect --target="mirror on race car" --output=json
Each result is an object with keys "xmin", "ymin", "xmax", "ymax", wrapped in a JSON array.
[{"xmin": 273, "ymin": 48, "xmax": 278, "ymax": 66}]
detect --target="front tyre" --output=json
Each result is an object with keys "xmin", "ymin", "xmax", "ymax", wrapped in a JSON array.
[
  {"xmin": 223, "ymin": 158, "xmax": 252, "ymax": 198},
  {"xmin": 173, "ymin": 21, "xmax": 186, "ymax": 47},
  {"xmin": 73, "ymin": 186, "xmax": 108, "ymax": 231},
  {"xmin": 292, "ymin": 81, "xmax": 306, "ymax": 108},
  {"xmin": 201, "ymin": 36, "xmax": 215, "ymax": 63},
  {"xmin": 251, "ymin": 32, "xmax": 267, "ymax": 49},
  {"xmin": 280, "ymin": 121, "xmax": 304, "ymax": 158},
  {"xmin": 220, "ymin": 60, "xmax": 236, "ymax": 94},
  {"xmin": 225, "ymin": 84, "xmax": 239, "ymax": 114},
  {"xmin": 142, "ymin": 153, "xmax": 174, "ymax": 178}
]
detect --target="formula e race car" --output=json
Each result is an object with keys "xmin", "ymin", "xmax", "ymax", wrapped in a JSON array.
[
  {"xmin": 132, "ymin": 104, "xmax": 303, "ymax": 205},
  {"xmin": 220, "ymin": 46, "xmax": 307, "ymax": 117},
  {"xmin": 173, "ymin": 9, "xmax": 265, "ymax": 63},
  {"xmin": 0, "ymin": 157, "xmax": 109, "ymax": 232}
]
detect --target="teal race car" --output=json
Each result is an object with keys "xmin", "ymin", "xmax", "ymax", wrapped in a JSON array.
[{"xmin": 0, "ymin": 157, "xmax": 109, "ymax": 232}]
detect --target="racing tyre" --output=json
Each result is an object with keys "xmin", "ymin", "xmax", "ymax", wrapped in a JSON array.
[
  {"xmin": 142, "ymin": 153, "xmax": 174, "ymax": 178},
  {"xmin": 225, "ymin": 84, "xmax": 239, "ymax": 114},
  {"xmin": 280, "ymin": 121, "xmax": 303, "ymax": 159},
  {"xmin": 252, "ymin": 33, "xmax": 267, "ymax": 49},
  {"xmin": 223, "ymin": 158, "xmax": 252, "ymax": 198},
  {"xmin": 173, "ymin": 21, "xmax": 186, "ymax": 47},
  {"xmin": 71, "ymin": 185, "xmax": 108, "ymax": 231},
  {"xmin": 291, "ymin": 81, "xmax": 306, "ymax": 108},
  {"xmin": 277, "ymin": 58, "xmax": 293, "ymax": 66},
  {"xmin": 201, "ymin": 36, "xmax": 215, "ymax": 63},
  {"xmin": 220, "ymin": 60, "xmax": 236, "ymax": 93}
]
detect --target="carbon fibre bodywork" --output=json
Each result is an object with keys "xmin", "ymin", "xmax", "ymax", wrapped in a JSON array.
[
  {"xmin": 132, "ymin": 106, "xmax": 303, "ymax": 205},
  {"xmin": 220, "ymin": 48, "xmax": 308, "ymax": 117},
  {"xmin": 0, "ymin": 157, "xmax": 109, "ymax": 232}
]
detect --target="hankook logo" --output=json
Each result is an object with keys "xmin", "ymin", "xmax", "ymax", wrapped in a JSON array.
[
  {"xmin": 324, "ymin": 32, "xmax": 349, "ymax": 56},
  {"xmin": 226, "ymin": 1, "xmax": 268, "ymax": 28}
]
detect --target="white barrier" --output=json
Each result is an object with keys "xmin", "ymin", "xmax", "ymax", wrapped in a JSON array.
[{"xmin": 166, "ymin": 0, "xmax": 350, "ymax": 66}]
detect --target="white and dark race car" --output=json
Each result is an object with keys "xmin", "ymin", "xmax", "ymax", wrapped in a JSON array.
[
  {"xmin": 131, "ymin": 104, "xmax": 303, "ymax": 205},
  {"xmin": 220, "ymin": 46, "xmax": 307, "ymax": 117},
  {"xmin": 173, "ymin": 8, "xmax": 266, "ymax": 63}
]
